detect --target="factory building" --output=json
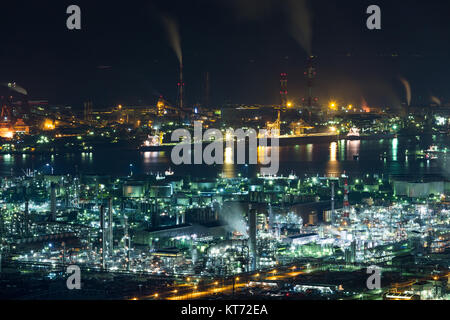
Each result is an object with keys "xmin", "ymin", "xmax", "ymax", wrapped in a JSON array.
[
  {"xmin": 283, "ymin": 233, "xmax": 319, "ymax": 245},
  {"xmin": 123, "ymin": 183, "xmax": 146, "ymax": 198},
  {"xmin": 133, "ymin": 221, "xmax": 229, "ymax": 248},
  {"xmin": 392, "ymin": 175, "xmax": 449, "ymax": 198}
]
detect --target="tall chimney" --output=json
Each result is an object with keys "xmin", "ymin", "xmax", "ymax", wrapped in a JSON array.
[
  {"xmin": 268, "ymin": 203, "xmax": 274, "ymax": 233},
  {"xmin": 24, "ymin": 199, "xmax": 29, "ymax": 235},
  {"xmin": 178, "ymin": 63, "xmax": 184, "ymax": 110},
  {"xmin": 331, "ymin": 181, "xmax": 335, "ymax": 224},
  {"xmin": 100, "ymin": 205, "xmax": 106, "ymax": 271},
  {"xmin": 124, "ymin": 216, "xmax": 130, "ymax": 271},
  {"xmin": 248, "ymin": 204, "xmax": 257, "ymax": 271},
  {"xmin": 50, "ymin": 182, "xmax": 56, "ymax": 221},
  {"xmin": 108, "ymin": 198, "xmax": 113, "ymax": 255},
  {"xmin": 151, "ymin": 201, "xmax": 160, "ymax": 228}
]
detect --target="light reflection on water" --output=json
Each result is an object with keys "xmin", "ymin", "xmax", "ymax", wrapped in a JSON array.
[
  {"xmin": 0, "ymin": 135, "xmax": 447, "ymax": 178},
  {"xmin": 326, "ymin": 142, "xmax": 340, "ymax": 177},
  {"xmin": 392, "ymin": 138, "xmax": 398, "ymax": 162},
  {"xmin": 222, "ymin": 147, "xmax": 235, "ymax": 178}
]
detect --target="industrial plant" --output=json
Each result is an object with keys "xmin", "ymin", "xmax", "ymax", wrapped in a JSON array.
[{"xmin": 0, "ymin": 0, "xmax": 449, "ymax": 304}]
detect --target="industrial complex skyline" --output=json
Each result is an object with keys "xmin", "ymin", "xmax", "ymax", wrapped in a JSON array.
[
  {"xmin": 1, "ymin": 0, "xmax": 450, "ymax": 108},
  {"xmin": 0, "ymin": 0, "xmax": 449, "ymax": 304}
]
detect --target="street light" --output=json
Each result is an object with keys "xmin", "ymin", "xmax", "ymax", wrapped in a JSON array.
[{"xmin": 46, "ymin": 163, "xmax": 54, "ymax": 175}]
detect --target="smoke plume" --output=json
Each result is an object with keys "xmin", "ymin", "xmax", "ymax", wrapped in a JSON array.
[
  {"xmin": 222, "ymin": 0, "xmax": 313, "ymax": 56},
  {"xmin": 431, "ymin": 95, "xmax": 441, "ymax": 106},
  {"xmin": 283, "ymin": 0, "xmax": 313, "ymax": 56},
  {"xmin": 160, "ymin": 13, "xmax": 183, "ymax": 65},
  {"xmin": 399, "ymin": 77, "xmax": 411, "ymax": 106},
  {"xmin": 2, "ymin": 82, "xmax": 27, "ymax": 95}
]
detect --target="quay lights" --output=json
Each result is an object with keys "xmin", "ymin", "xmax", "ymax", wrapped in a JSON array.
[{"xmin": 328, "ymin": 101, "xmax": 338, "ymax": 111}]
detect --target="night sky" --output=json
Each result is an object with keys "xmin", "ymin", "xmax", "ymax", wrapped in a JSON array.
[{"xmin": 0, "ymin": 0, "xmax": 449, "ymax": 109}]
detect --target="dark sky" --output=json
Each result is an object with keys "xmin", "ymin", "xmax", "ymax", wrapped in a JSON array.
[{"xmin": 0, "ymin": 0, "xmax": 449, "ymax": 109}]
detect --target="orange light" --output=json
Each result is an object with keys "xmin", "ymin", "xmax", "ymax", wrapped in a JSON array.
[
  {"xmin": 2, "ymin": 131, "xmax": 14, "ymax": 139},
  {"xmin": 43, "ymin": 119, "xmax": 55, "ymax": 130},
  {"xmin": 329, "ymin": 101, "xmax": 337, "ymax": 110}
]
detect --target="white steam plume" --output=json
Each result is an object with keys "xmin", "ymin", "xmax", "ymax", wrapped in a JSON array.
[
  {"xmin": 399, "ymin": 77, "xmax": 411, "ymax": 106},
  {"xmin": 160, "ymin": 14, "xmax": 183, "ymax": 65}
]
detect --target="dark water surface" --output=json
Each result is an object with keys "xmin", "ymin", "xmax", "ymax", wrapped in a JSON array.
[{"xmin": 1, "ymin": 135, "xmax": 449, "ymax": 179}]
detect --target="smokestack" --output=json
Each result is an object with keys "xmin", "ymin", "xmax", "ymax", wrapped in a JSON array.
[
  {"xmin": 124, "ymin": 216, "xmax": 131, "ymax": 271},
  {"xmin": 178, "ymin": 63, "xmax": 184, "ymax": 110},
  {"xmin": 248, "ymin": 204, "xmax": 257, "ymax": 271},
  {"xmin": 108, "ymin": 198, "xmax": 113, "ymax": 255},
  {"xmin": 268, "ymin": 203, "xmax": 274, "ymax": 233},
  {"xmin": 304, "ymin": 56, "xmax": 316, "ymax": 121},
  {"xmin": 24, "ymin": 199, "xmax": 29, "ymax": 235},
  {"xmin": 50, "ymin": 182, "xmax": 56, "ymax": 221},
  {"xmin": 213, "ymin": 202, "xmax": 220, "ymax": 220},
  {"xmin": 343, "ymin": 176, "xmax": 350, "ymax": 225},
  {"xmin": 331, "ymin": 181, "xmax": 335, "ymax": 224},
  {"xmin": 280, "ymin": 73, "xmax": 288, "ymax": 107},
  {"xmin": 100, "ymin": 205, "xmax": 106, "ymax": 270},
  {"xmin": 152, "ymin": 202, "xmax": 160, "ymax": 228}
]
